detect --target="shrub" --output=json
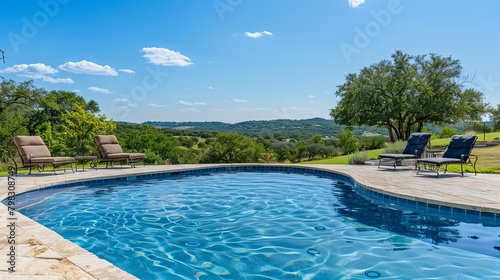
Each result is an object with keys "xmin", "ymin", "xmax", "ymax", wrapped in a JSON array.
[
  {"xmin": 439, "ymin": 127, "xmax": 459, "ymax": 138},
  {"xmin": 143, "ymin": 150, "xmax": 164, "ymax": 165},
  {"xmin": 348, "ymin": 150, "xmax": 368, "ymax": 165},
  {"xmin": 384, "ymin": 140, "xmax": 407, "ymax": 154},
  {"xmin": 359, "ymin": 135, "xmax": 387, "ymax": 150}
]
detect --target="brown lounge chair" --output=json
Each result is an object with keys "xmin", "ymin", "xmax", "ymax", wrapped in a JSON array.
[
  {"xmin": 13, "ymin": 136, "xmax": 76, "ymax": 175},
  {"xmin": 93, "ymin": 135, "xmax": 145, "ymax": 168}
]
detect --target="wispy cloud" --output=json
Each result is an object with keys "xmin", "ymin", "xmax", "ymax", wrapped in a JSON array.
[
  {"xmin": 113, "ymin": 98, "xmax": 128, "ymax": 102},
  {"xmin": 149, "ymin": 103, "xmax": 168, "ymax": 108},
  {"xmin": 59, "ymin": 60, "xmax": 118, "ymax": 76},
  {"xmin": 348, "ymin": 0, "xmax": 366, "ymax": 8},
  {"xmin": 232, "ymin": 99, "xmax": 248, "ymax": 103},
  {"xmin": 119, "ymin": 69, "xmax": 135, "ymax": 74},
  {"xmin": 208, "ymin": 86, "xmax": 215, "ymax": 90},
  {"xmin": 308, "ymin": 95, "xmax": 316, "ymax": 98},
  {"xmin": 88, "ymin": 86, "xmax": 112, "ymax": 94},
  {"xmin": 142, "ymin": 47, "xmax": 192, "ymax": 67},
  {"xmin": 245, "ymin": 31, "xmax": 273, "ymax": 38},
  {"xmin": 176, "ymin": 100, "xmax": 206, "ymax": 106},
  {"xmin": 0, "ymin": 63, "xmax": 73, "ymax": 84}
]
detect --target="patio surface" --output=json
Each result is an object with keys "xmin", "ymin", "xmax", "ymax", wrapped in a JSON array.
[{"xmin": 0, "ymin": 163, "xmax": 499, "ymax": 279}]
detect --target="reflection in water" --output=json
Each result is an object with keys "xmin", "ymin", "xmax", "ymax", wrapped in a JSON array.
[{"xmin": 332, "ymin": 182, "xmax": 500, "ymax": 256}]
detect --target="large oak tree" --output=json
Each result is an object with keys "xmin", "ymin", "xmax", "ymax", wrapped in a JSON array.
[{"xmin": 330, "ymin": 51, "xmax": 488, "ymax": 142}]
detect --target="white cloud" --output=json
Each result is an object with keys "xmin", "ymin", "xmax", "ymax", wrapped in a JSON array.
[
  {"xmin": 232, "ymin": 99, "xmax": 248, "ymax": 103},
  {"xmin": 42, "ymin": 76, "xmax": 74, "ymax": 83},
  {"xmin": 309, "ymin": 95, "xmax": 316, "ymax": 98},
  {"xmin": 113, "ymin": 98, "xmax": 128, "ymax": 102},
  {"xmin": 208, "ymin": 86, "xmax": 215, "ymax": 90},
  {"xmin": 245, "ymin": 31, "xmax": 273, "ymax": 38},
  {"xmin": 149, "ymin": 103, "xmax": 168, "ymax": 108},
  {"xmin": 142, "ymin": 47, "xmax": 192, "ymax": 67},
  {"xmin": 59, "ymin": 60, "xmax": 118, "ymax": 76},
  {"xmin": 119, "ymin": 69, "xmax": 135, "ymax": 74},
  {"xmin": 72, "ymin": 89, "xmax": 81, "ymax": 93},
  {"xmin": 0, "ymin": 63, "xmax": 74, "ymax": 84},
  {"xmin": 176, "ymin": 100, "xmax": 206, "ymax": 106},
  {"xmin": 88, "ymin": 86, "xmax": 112, "ymax": 94},
  {"xmin": 184, "ymin": 88, "xmax": 193, "ymax": 91},
  {"xmin": 177, "ymin": 100, "xmax": 193, "ymax": 106},
  {"xmin": 348, "ymin": 0, "xmax": 366, "ymax": 8}
]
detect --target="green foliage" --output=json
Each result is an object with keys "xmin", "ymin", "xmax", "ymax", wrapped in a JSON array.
[
  {"xmin": 311, "ymin": 134, "xmax": 324, "ymax": 144},
  {"xmin": 201, "ymin": 132, "xmax": 264, "ymax": 163},
  {"xmin": 145, "ymin": 118, "xmax": 388, "ymax": 141},
  {"xmin": 383, "ymin": 140, "xmax": 407, "ymax": 154},
  {"xmin": 439, "ymin": 127, "xmax": 459, "ymax": 139},
  {"xmin": 463, "ymin": 122, "xmax": 492, "ymax": 134},
  {"xmin": 490, "ymin": 104, "xmax": 500, "ymax": 131},
  {"xmin": 330, "ymin": 50, "xmax": 489, "ymax": 142},
  {"xmin": 359, "ymin": 136, "xmax": 387, "ymax": 150},
  {"xmin": 60, "ymin": 103, "xmax": 116, "ymax": 156},
  {"xmin": 178, "ymin": 136, "xmax": 195, "ymax": 148},
  {"xmin": 143, "ymin": 150, "xmax": 164, "ymax": 165},
  {"xmin": 348, "ymin": 151, "xmax": 368, "ymax": 165},
  {"xmin": 271, "ymin": 142, "xmax": 296, "ymax": 162},
  {"xmin": 338, "ymin": 129, "xmax": 359, "ymax": 154}
]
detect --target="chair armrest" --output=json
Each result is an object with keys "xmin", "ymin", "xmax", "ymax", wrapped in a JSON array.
[
  {"xmin": 10, "ymin": 157, "xmax": 20, "ymax": 175},
  {"xmin": 460, "ymin": 154, "xmax": 478, "ymax": 164}
]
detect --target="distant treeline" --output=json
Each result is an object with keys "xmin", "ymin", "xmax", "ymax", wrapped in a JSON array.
[{"xmin": 143, "ymin": 118, "xmax": 388, "ymax": 141}]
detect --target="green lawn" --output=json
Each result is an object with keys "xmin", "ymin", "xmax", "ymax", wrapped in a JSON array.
[{"xmin": 304, "ymin": 133, "xmax": 500, "ymax": 174}]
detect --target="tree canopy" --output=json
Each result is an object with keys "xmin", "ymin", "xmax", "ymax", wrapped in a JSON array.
[{"xmin": 330, "ymin": 50, "xmax": 489, "ymax": 141}]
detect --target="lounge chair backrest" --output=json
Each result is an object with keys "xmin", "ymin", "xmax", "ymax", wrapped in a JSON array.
[
  {"xmin": 13, "ymin": 136, "xmax": 52, "ymax": 164},
  {"xmin": 94, "ymin": 135, "xmax": 124, "ymax": 158},
  {"xmin": 442, "ymin": 135, "xmax": 477, "ymax": 161},
  {"xmin": 402, "ymin": 133, "xmax": 431, "ymax": 157}
]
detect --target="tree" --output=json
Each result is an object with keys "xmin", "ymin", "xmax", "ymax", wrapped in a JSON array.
[
  {"xmin": 330, "ymin": 50, "xmax": 489, "ymax": 142},
  {"xmin": 26, "ymin": 89, "xmax": 100, "ymax": 135},
  {"xmin": 490, "ymin": 104, "xmax": 500, "ymax": 132},
  {"xmin": 202, "ymin": 132, "xmax": 263, "ymax": 163},
  {"xmin": 0, "ymin": 78, "xmax": 41, "ymax": 161},
  {"xmin": 271, "ymin": 141, "xmax": 296, "ymax": 162},
  {"xmin": 59, "ymin": 103, "xmax": 116, "ymax": 156},
  {"xmin": 338, "ymin": 129, "xmax": 359, "ymax": 154}
]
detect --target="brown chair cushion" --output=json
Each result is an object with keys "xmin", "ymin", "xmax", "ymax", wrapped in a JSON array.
[
  {"xmin": 101, "ymin": 144, "xmax": 124, "ymax": 155},
  {"xmin": 14, "ymin": 136, "xmax": 52, "ymax": 163},
  {"xmin": 31, "ymin": 157, "xmax": 76, "ymax": 163},
  {"xmin": 94, "ymin": 135, "xmax": 124, "ymax": 157}
]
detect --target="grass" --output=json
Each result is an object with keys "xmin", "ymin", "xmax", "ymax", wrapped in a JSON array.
[{"xmin": 305, "ymin": 133, "xmax": 500, "ymax": 174}]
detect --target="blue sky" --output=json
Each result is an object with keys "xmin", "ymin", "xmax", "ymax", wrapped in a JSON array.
[{"xmin": 1, "ymin": 0, "xmax": 499, "ymax": 123}]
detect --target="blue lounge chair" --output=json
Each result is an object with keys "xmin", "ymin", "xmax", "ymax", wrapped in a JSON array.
[
  {"xmin": 378, "ymin": 133, "xmax": 431, "ymax": 170},
  {"xmin": 416, "ymin": 135, "xmax": 478, "ymax": 177}
]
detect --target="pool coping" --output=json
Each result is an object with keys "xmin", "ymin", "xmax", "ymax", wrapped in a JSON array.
[{"xmin": 1, "ymin": 163, "xmax": 500, "ymax": 278}]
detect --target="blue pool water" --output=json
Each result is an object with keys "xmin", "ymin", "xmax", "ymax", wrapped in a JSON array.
[{"xmin": 13, "ymin": 170, "xmax": 500, "ymax": 279}]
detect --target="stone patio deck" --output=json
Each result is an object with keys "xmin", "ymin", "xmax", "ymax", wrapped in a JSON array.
[{"xmin": 1, "ymin": 164, "xmax": 499, "ymax": 279}]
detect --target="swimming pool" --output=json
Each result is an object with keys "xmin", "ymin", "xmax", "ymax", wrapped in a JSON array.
[{"xmin": 13, "ymin": 167, "xmax": 500, "ymax": 279}]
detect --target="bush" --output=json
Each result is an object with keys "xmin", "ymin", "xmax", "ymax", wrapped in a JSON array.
[
  {"xmin": 348, "ymin": 150, "xmax": 368, "ymax": 165},
  {"xmin": 439, "ymin": 127, "xmax": 459, "ymax": 139},
  {"xmin": 143, "ymin": 150, "xmax": 164, "ymax": 165},
  {"xmin": 359, "ymin": 136, "xmax": 387, "ymax": 150},
  {"xmin": 384, "ymin": 140, "xmax": 407, "ymax": 154}
]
